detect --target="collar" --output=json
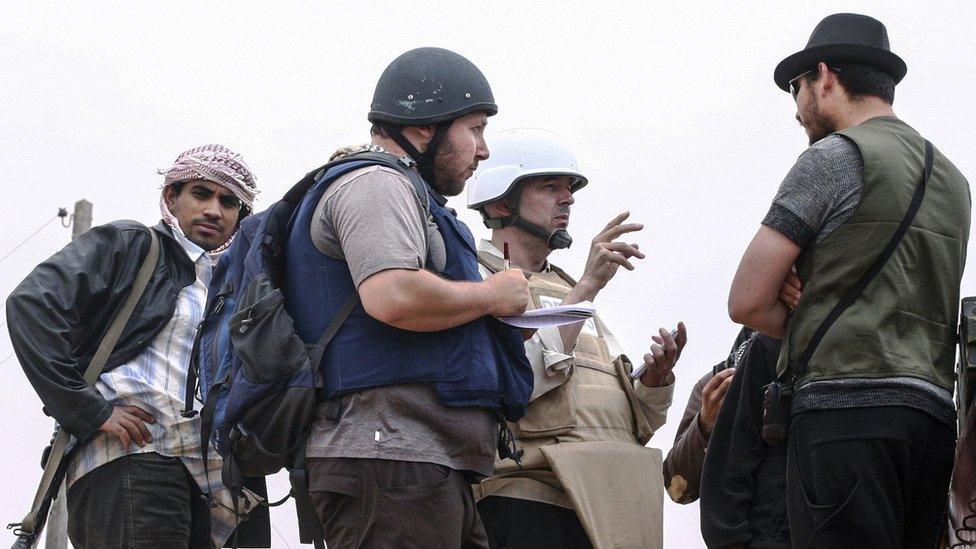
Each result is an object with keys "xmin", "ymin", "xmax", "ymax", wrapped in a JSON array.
[
  {"xmin": 158, "ymin": 221, "xmax": 211, "ymax": 266},
  {"xmin": 477, "ymin": 239, "xmax": 552, "ymax": 273}
]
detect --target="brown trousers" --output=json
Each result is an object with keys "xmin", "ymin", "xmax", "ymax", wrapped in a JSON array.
[{"xmin": 308, "ymin": 458, "xmax": 488, "ymax": 548}]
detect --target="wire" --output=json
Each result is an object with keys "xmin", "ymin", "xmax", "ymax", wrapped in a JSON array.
[
  {"xmin": 0, "ymin": 352, "xmax": 14, "ymax": 365},
  {"xmin": 0, "ymin": 214, "xmax": 59, "ymax": 266}
]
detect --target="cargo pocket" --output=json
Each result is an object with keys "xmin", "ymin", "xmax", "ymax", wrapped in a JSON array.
[
  {"xmin": 513, "ymin": 377, "xmax": 577, "ymax": 437},
  {"xmin": 230, "ymin": 285, "xmax": 310, "ymax": 384}
]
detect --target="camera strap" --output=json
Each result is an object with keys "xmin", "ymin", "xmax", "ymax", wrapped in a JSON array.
[{"xmin": 784, "ymin": 139, "xmax": 934, "ymax": 385}]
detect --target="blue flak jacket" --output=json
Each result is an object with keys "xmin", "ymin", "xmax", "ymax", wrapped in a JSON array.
[{"xmin": 284, "ymin": 159, "xmax": 533, "ymax": 421}]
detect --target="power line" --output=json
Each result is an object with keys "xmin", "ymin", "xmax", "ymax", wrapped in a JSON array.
[
  {"xmin": 0, "ymin": 352, "xmax": 14, "ymax": 365},
  {"xmin": 0, "ymin": 214, "xmax": 59, "ymax": 266}
]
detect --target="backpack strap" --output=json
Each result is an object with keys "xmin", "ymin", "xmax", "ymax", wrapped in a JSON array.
[
  {"xmin": 310, "ymin": 151, "xmax": 431, "ymax": 218},
  {"xmin": 783, "ymin": 140, "xmax": 934, "ymax": 384}
]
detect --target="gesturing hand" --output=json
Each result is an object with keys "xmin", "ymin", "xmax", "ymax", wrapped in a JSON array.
[
  {"xmin": 639, "ymin": 322, "xmax": 688, "ymax": 387},
  {"xmin": 577, "ymin": 212, "xmax": 645, "ymax": 299},
  {"xmin": 98, "ymin": 405, "xmax": 156, "ymax": 452}
]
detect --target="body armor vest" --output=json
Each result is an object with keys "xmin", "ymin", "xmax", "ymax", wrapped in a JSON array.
[{"xmin": 478, "ymin": 251, "xmax": 654, "ymax": 472}]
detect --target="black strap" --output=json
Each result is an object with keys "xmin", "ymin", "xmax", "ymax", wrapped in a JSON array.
[
  {"xmin": 786, "ymin": 140, "xmax": 934, "ymax": 383},
  {"xmin": 381, "ymin": 123, "xmax": 451, "ymax": 188},
  {"xmin": 289, "ymin": 438, "xmax": 325, "ymax": 549},
  {"xmin": 307, "ymin": 292, "xmax": 361, "ymax": 369},
  {"xmin": 9, "ymin": 229, "xmax": 161, "ymax": 546}
]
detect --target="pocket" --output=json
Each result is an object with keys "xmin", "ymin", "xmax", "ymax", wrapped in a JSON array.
[
  {"xmin": 789, "ymin": 430, "xmax": 862, "ymax": 538},
  {"xmin": 230, "ymin": 285, "xmax": 310, "ymax": 384},
  {"xmin": 513, "ymin": 376, "xmax": 577, "ymax": 437},
  {"xmin": 126, "ymin": 452, "xmax": 181, "ymax": 466},
  {"xmin": 572, "ymin": 361, "xmax": 634, "ymax": 432},
  {"xmin": 375, "ymin": 462, "xmax": 452, "ymax": 492}
]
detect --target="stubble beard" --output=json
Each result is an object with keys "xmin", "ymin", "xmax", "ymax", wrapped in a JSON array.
[
  {"xmin": 803, "ymin": 94, "xmax": 836, "ymax": 145},
  {"xmin": 431, "ymin": 139, "xmax": 469, "ymax": 197}
]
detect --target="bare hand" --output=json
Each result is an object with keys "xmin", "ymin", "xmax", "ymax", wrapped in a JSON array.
[
  {"xmin": 486, "ymin": 268, "xmax": 530, "ymax": 317},
  {"xmin": 98, "ymin": 405, "xmax": 156, "ymax": 452},
  {"xmin": 639, "ymin": 322, "xmax": 687, "ymax": 387},
  {"xmin": 699, "ymin": 368, "xmax": 735, "ymax": 437},
  {"xmin": 577, "ymin": 212, "xmax": 645, "ymax": 298},
  {"xmin": 779, "ymin": 270, "xmax": 802, "ymax": 310}
]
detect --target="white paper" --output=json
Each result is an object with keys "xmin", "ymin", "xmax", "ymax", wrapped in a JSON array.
[{"xmin": 497, "ymin": 301, "xmax": 595, "ymax": 329}]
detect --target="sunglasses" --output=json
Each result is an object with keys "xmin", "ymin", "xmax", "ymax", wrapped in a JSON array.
[{"xmin": 789, "ymin": 66, "xmax": 842, "ymax": 101}]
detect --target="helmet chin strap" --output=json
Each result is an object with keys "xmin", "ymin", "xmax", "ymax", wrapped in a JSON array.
[
  {"xmin": 484, "ymin": 215, "xmax": 573, "ymax": 250},
  {"xmin": 382, "ymin": 123, "xmax": 452, "ymax": 187}
]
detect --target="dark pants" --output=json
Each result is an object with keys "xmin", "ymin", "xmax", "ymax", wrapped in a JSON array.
[
  {"xmin": 66, "ymin": 452, "xmax": 211, "ymax": 549},
  {"xmin": 307, "ymin": 458, "xmax": 488, "ymax": 548},
  {"xmin": 477, "ymin": 496, "xmax": 592, "ymax": 549},
  {"xmin": 787, "ymin": 407, "xmax": 955, "ymax": 549}
]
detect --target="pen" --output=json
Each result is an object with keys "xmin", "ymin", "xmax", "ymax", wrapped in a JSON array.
[
  {"xmin": 630, "ymin": 329, "xmax": 680, "ymax": 380},
  {"xmin": 503, "ymin": 242, "xmax": 510, "ymax": 270}
]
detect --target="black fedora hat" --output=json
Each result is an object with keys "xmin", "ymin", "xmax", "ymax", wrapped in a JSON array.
[{"xmin": 774, "ymin": 13, "xmax": 907, "ymax": 92}]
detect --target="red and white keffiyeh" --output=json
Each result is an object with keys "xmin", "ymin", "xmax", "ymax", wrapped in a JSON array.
[{"xmin": 157, "ymin": 144, "xmax": 258, "ymax": 254}]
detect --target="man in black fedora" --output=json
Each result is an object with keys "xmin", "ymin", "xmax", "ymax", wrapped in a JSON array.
[{"xmin": 728, "ymin": 13, "xmax": 970, "ymax": 548}]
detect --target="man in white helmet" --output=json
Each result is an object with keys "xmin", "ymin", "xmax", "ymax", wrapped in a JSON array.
[{"xmin": 468, "ymin": 129, "xmax": 682, "ymax": 548}]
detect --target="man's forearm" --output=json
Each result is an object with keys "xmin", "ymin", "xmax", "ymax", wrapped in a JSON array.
[
  {"xmin": 359, "ymin": 268, "xmax": 498, "ymax": 332},
  {"xmin": 729, "ymin": 226, "xmax": 802, "ymax": 338},
  {"xmin": 556, "ymin": 279, "xmax": 600, "ymax": 353},
  {"xmin": 732, "ymin": 300, "xmax": 789, "ymax": 339}
]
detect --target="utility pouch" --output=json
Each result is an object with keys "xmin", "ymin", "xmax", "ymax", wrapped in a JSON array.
[{"xmin": 761, "ymin": 381, "xmax": 793, "ymax": 445}]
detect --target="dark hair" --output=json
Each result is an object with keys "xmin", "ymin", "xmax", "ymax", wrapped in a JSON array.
[
  {"xmin": 370, "ymin": 123, "xmax": 392, "ymax": 138},
  {"xmin": 806, "ymin": 61, "xmax": 895, "ymax": 104},
  {"xmin": 168, "ymin": 181, "xmax": 186, "ymax": 196},
  {"xmin": 504, "ymin": 182, "xmax": 523, "ymax": 215}
]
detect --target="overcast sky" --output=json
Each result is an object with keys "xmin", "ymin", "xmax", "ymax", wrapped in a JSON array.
[{"xmin": 2, "ymin": 2, "xmax": 974, "ymax": 547}]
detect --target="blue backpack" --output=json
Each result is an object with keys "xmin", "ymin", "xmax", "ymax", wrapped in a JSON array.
[{"xmin": 189, "ymin": 151, "xmax": 429, "ymax": 547}]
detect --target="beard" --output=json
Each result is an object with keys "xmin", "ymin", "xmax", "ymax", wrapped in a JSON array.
[
  {"xmin": 430, "ymin": 139, "xmax": 472, "ymax": 197},
  {"xmin": 801, "ymin": 94, "xmax": 837, "ymax": 145}
]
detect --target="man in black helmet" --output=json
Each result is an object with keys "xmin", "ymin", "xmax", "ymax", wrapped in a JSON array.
[
  {"xmin": 729, "ymin": 13, "xmax": 970, "ymax": 547},
  {"xmin": 291, "ymin": 47, "xmax": 533, "ymax": 548}
]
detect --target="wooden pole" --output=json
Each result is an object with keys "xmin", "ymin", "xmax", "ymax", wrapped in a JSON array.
[
  {"xmin": 70, "ymin": 199, "xmax": 92, "ymax": 241},
  {"xmin": 45, "ymin": 199, "xmax": 92, "ymax": 549}
]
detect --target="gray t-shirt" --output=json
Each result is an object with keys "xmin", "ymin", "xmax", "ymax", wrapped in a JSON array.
[
  {"xmin": 762, "ymin": 134, "xmax": 955, "ymax": 426},
  {"xmin": 762, "ymin": 134, "xmax": 863, "ymax": 248},
  {"xmin": 306, "ymin": 164, "xmax": 497, "ymax": 476}
]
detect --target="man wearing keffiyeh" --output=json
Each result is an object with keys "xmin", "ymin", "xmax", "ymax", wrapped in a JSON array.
[{"xmin": 7, "ymin": 144, "xmax": 261, "ymax": 548}]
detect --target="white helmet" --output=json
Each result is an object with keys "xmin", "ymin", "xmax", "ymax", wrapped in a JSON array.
[{"xmin": 467, "ymin": 128, "xmax": 588, "ymax": 210}]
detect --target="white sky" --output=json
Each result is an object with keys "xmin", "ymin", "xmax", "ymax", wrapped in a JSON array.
[{"xmin": 1, "ymin": 2, "xmax": 974, "ymax": 547}]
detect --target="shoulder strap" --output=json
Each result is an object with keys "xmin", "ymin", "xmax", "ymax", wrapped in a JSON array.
[
  {"xmin": 786, "ymin": 140, "xmax": 934, "ymax": 383},
  {"xmin": 314, "ymin": 151, "xmax": 431, "ymax": 218},
  {"xmin": 12, "ymin": 227, "xmax": 161, "ymax": 540},
  {"xmin": 84, "ymin": 228, "xmax": 161, "ymax": 383}
]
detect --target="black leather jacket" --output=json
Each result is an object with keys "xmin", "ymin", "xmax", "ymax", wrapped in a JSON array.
[{"xmin": 6, "ymin": 221, "xmax": 195, "ymax": 440}]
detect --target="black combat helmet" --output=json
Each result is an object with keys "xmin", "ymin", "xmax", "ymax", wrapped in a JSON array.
[
  {"xmin": 368, "ymin": 48, "xmax": 497, "ymax": 188},
  {"xmin": 369, "ymin": 47, "xmax": 497, "ymax": 126}
]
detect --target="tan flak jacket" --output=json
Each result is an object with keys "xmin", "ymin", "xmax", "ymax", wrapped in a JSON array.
[{"xmin": 473, "ymin": 240, "xmax": 673, "ymax": 549}]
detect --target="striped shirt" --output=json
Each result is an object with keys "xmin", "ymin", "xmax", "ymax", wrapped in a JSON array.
[{"xmin": 66, "ymin": 225, "xmax": 249, "ymax": 546}]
